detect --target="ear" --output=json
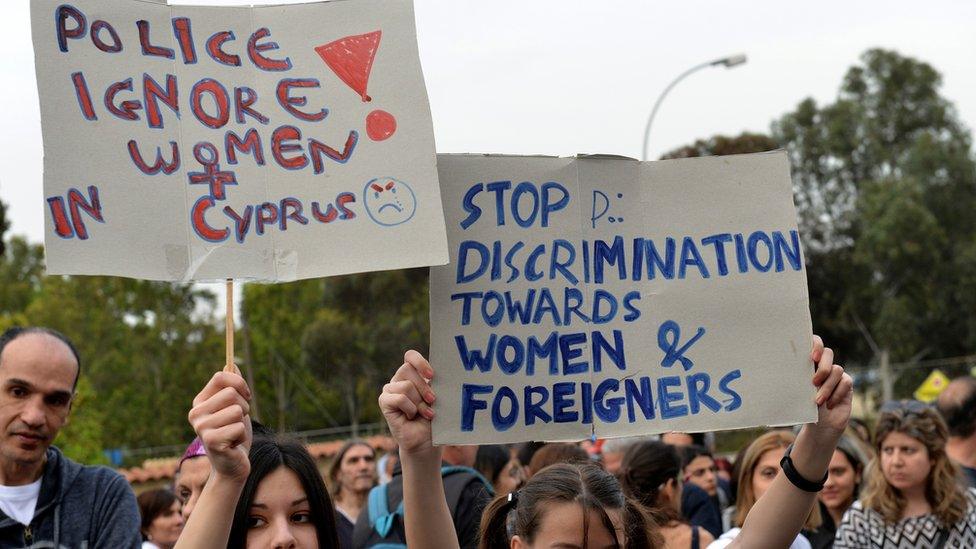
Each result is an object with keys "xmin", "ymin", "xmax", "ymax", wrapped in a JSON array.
[{"xmin": 511, "ymin": 534, "xmax": 526, "ymax": 549}]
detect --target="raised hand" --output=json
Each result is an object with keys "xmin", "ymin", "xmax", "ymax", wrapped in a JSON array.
[
  {"xmin": 187, "ymin": 370, "xmax": 253, "ymax": 482},
  {"xmin": 810, "ymin": 335, "xmax": 853, "ymax": 436},
  {"xmin": 379, "ymin": 350, "xmax": 437, "ymax": 458}
]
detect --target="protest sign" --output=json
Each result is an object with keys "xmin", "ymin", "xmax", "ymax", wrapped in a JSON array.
[
  {"xmin": 430, "ymin": 152, "xmax": 817, "ymax": 444},
  {"xmin": 31, "ymin": 0, "xmax": 447, "ymax": 282}
]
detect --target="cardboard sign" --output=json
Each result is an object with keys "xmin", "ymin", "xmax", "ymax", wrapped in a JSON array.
[
  {"xmin": 431, "ymin": 152, "xmax": 817, "ymax": 444},
  {"xmin": 31, "ymin": 0, "xmax": 447, "ymax": 282}
]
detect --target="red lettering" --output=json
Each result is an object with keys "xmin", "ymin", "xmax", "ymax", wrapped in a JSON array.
[
  {"xmin": 311, "ymin": 202, "xmax": 338, "ymax": 223},
  {"xmin": 56, "ymin": 5, "xmax": 86, "ymax": 53},
  {"xmin": 104, "ymin": 78, "xmax": 141, "ymax": 121},
  {"xmin": 47, "ymin": 197, "xmax": 74, "ymax": 238},
  {"xmin": 206, "ymin": 31, "xmax": 240, "ymax": 67},
  {"xmin": 276, "ymin": 79, "xmax": 326, "ymax": 122},
  {"xmin": 68, "ymin": 186, "xmax": 104, "ymax": 240},
  {"xmin": 247, "ymin": 28, "xmax": 291, "ymax": 71},
  {"xmin": 71, "ymin": 72, "xmax": 97, "ymax": 121},
  {"xmin": 191, "ymin": 196, "xmax": 229, "ymax": 242},
  {"xmin": 279, "ymin": 198, "xmax": 308, "ymax": 231},
  {"xmin": 191, "ymin": 79, "xmax": 230, "ymax": 129},
  {"xmin": 128, "ymin": 140, "xmax": 180, "ymax": 175},
  {"xmin": 270, "ymin": 125, "xmax": 307, "ymax": 170},
  {"xmin": 90, "ymin": 20, "xmax": 122, "ymax": 53},
  {"xmin": 255, "ymin": 202, "xmax": 279, "ymax": 235},
  {"xmin": 234, "ymin": 87, "xmax": 268, "ymax": 124},
  {"xmin": 225, "ymin": 129, "xmax": 265, "ymax": 166},
  {"xmin": 309, "ymin": 130, "xmax": 359, "ymax": 174},
  {"xmin": 137, "ymin": 20, "xmax": 175, "ymax": 59},
  {"xmin": 143, "ymin": 73, "xmax": 179, "ymax": 129},
  {"xmin": 336, "ymin": 192, "xmax": 357, "ymax": 220},
  {"xmin": 222, "ymin": 205, "xmax": 253, "ymax": 243},
  {"xmin": 172, "ymin": 17, "xmax": 197, "ymax": 64}
]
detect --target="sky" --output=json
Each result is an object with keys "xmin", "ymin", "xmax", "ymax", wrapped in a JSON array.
[{"xmin": 1, "ymin": 0, "xmax": 974, "ymax": 265}]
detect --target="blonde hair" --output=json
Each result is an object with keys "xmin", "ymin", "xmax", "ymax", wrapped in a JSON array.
[
  {"xmin": 734, "ymin": 430, "xmax": 821, "ymax": 530},
  {"xmin": 861, "ymin": 406, "xmax": 968, "ymax": 527}
]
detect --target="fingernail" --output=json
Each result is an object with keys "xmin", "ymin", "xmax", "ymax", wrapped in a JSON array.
[{"xmin": 427, "ymin": 391, "xmax": 436, "ymax": 404}]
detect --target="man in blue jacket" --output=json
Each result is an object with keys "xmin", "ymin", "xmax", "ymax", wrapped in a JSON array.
[{"xmin": 0, "ymin": 327, "xmax": 141, "ymax": 547}]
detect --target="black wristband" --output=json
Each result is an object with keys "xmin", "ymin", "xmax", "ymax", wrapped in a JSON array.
[{"xmin": 779, "ymin": 443, "xmax": 828, "ymax": 492}]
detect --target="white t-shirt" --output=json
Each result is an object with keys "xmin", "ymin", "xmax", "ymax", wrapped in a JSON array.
[
  {"xmin": 0, "ymin": 478, "xmax": 43, "ymax": 526},
  {"xmin": 707, "ymin": 527, "xmax": 812, "ymax": 549}
]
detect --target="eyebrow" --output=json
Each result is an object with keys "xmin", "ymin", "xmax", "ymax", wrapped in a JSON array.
[
  {"xmin": 6, "ymin": 378, "xmax": 73, "ymax": 401},
  {"xmin": 251, "ymin": 497, "xmax": 309, "ymax": 509}
]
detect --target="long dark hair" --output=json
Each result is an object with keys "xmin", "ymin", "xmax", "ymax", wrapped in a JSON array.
[
  {"xmin": 227, "ymin": 435, "xmax": 340, "ymax": 549},
  {"xmin": 478, "ymin": 461, "xmax": 659, "ymax": 549},
  {"xmin": 618, "ymin": 440, "xmax": 681, "ymax": 522}
]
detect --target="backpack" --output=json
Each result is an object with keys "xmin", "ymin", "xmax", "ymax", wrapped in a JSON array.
[{"xmin": 361, "ymin": 465, "xmax": 494, "ymax": 549}]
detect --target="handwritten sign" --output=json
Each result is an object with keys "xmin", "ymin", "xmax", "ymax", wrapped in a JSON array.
[
  {"xmin": 31, "ymin": 0, "xmax": 447, "ymax": 281},
  {"xmin": 430, "ymin": 152, "xmax": 817, "ymax": 444}
]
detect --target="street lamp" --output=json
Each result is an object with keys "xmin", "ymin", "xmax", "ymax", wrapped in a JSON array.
[{"xmin": 641, "ymin": 54, "xmax": 747, "ymax": 161}]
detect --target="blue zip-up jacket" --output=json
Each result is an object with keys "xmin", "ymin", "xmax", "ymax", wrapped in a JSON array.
[{"xmin": 0, "ymin": 446, "xmax": 141, "ymax": 548}]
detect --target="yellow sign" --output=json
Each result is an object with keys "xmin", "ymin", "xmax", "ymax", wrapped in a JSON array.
[{"xmin": 914, "ymin": 369, "xmax": 950, "ymax": 403}]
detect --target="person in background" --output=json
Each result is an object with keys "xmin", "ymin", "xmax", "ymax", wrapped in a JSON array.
[
  {"xmin": 681, "ymin": 445, "xmax": 732, "ymax": 512},
  {"xmin": 175, "ymin": 370, "xmax": 340, "ymax": 549},
  {"xmin": 663, "ymin": 433, "xmax": 707, "ymax": 448},
  {"xmin": 619, "ymin": 440, "xmax": 716, "ymax": 548},
  {"xmin": 328, "ymin": 441, "xmax": 377, "ymax": 549},
  {"xmin": 376, "ymin": 447, "xmax": 399, "ymax": 485},
  {"xmin": 711, "ymin": 430, "xmax": 821, "ymax": 549},
  {"xmin": 384, "ymin": 336, "xmax": 854, "ymax": 549},
  {"xmin": 514, "ymin": 442, "xmax": 545, "ymax": 477},
  {"xmin": 935, "ymin": 375, "xmax": 976, "ymax": 488},
  {"xmin": 138, "ymin": 489, "xmax": 184, "ymax": 549},
  {"xmin": 474, "ymin": 445, "xmax": 523, "ymax": 496},
  {"xmin": 0, "ymin": 327, "xmax": 141, "ymax": 547},
  {"xmin": 833, "ymin": 400, "xmax": 976, "ymax": 547},
  {"xmin": 601, "ymin": 437, "xmax": 648, "ymax": 475},
  {"xmin": 352, "ymin": 432, "xmax": 491, "ymax": 548},
  {"xmin": 526, "ymin": 443, "xmax": 589, "ymax": 478},
  {"xmin": 174, "ymin": 438, "xmax": 210, "ymax": 521},
  {"xmin": 846, "ymin": 417, "xmax": 872, "ymax": 447},
  {"xmin": 803, "ymin": 434, "xmax": 867, "ymax": 549}
]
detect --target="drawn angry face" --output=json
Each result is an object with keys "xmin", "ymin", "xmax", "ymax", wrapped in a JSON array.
[{"xmin": 363, "ymin": 177, "xmax": 417, "ymax": 226}]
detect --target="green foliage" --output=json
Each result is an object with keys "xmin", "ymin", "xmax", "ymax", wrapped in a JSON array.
[
  {"xmin": 772, "ymin": 49, "xmax": 976, "ymax": 365},
  {"xmin": 664, "ymin": 49, "xmax": 976, "ymax": 395},
  {"xmin": 660, "ymin": 132, "xmax": 779, "ymax": 159}
]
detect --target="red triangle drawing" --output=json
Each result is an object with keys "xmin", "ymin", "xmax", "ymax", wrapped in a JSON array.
[{"xmin": 315, "ymin": 30, "xmax": 382, "ymax": 102}]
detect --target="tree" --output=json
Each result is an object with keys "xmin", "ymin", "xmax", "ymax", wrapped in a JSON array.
[
  {"xmin": 663, "ymin": 50, "xmax": 976, "ymax": 398},
  {"xmin": 660, "ymin": 132, "xmax": 778, "ymax": 159},
  {"xmin": 0, "ymin": 199, "xmax": 9, "ymax": 257},
  {"xmin": 773, "ymin": 48, "xmax": 976, "ymax": 372}
]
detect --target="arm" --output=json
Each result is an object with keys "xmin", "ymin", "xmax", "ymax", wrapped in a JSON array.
[
  {"xmin": 175, "ymin": 371, "xmax": 253, "ymax": 549},
  {"xmin": 728, "ymin": 336, "xmax": 853, "ymax": 549},
  {"xmin": 379, "ymin": 350, "xmax": 460, "ymax": 549}
]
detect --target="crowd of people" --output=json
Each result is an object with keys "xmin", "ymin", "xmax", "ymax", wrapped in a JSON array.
[{"xmin": 0, "ymin": 325, "xmax": 975, "ymax": 548}]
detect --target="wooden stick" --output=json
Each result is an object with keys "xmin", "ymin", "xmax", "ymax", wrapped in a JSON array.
[{"xmin": 224, "ymin": 279, "xmax": 236, "ymax": 373}]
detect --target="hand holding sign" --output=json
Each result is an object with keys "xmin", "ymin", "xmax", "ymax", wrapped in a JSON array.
[
  {"xmin": 379, "ymin": 350, "xmax": 437, "ymax": 458},
  {"xmin": 188, "ymin": 370, "xmax": 253, "ymax": 482},
  {"xmin": 809, "ymin": 335, "xmax": 853, "ymax": 436}
]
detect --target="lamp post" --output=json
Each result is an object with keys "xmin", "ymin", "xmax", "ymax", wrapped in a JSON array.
[{"xmin": 641, "ymin": 54, "xmax": 747, "ymax": 161}]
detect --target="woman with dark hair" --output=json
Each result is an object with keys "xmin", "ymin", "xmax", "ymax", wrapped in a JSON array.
[
  {"xmin": 380, "ymin": 335, "xmax": 855, "ymax": 549},
  {"xmin": 619, "ymin": 440, "xmax": 715, "ymax": 548},
  {"xmin": 138, "ymin": 488, "xmax": 183, "ymax": 549},
  {"xmin": 475, "ymin": 444, "xmax": 524, "ymax": 496},
  {"xmin": 175, "ymin": 371, "xmax": 340, "ymax": 549},
  {"xmin": 803, "ymin": 434, "xmax": 867, "ymax": 548},
  {"xmin": 833, "ymin": 401, "xmax": 976, "ymax": 548},
  {"xmin": 326, "ymin": 441, "xmax": 377, "ymax": 548}
]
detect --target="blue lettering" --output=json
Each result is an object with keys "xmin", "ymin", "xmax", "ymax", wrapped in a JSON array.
[
  {"xmin": 460, "ymin": 383, "xmax": 492, "ymax": 431},
  {"xmin": 658, "ymin": 376, "xmax": 689, "ymax": 419}
]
